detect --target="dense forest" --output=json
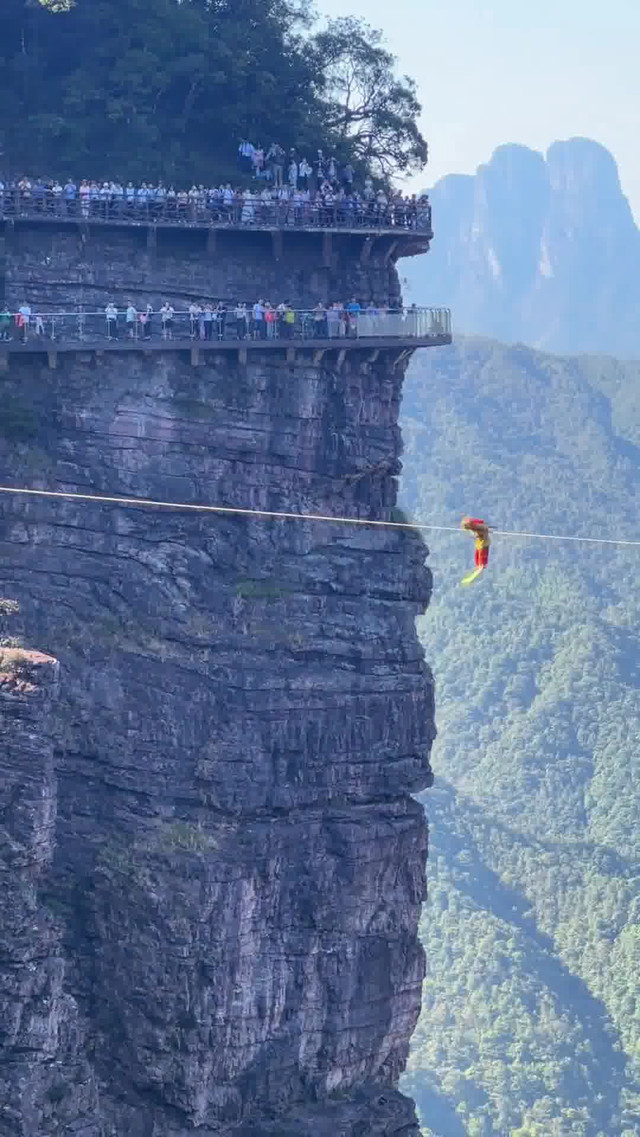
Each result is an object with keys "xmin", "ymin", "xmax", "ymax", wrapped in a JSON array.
[
  {"xmin": 399, "ymin": 338, "xmax": 640, "ymax": 1135},
  {"xmin": 0, "ymin": 0, "xmax": 427, "ymax": 183}
]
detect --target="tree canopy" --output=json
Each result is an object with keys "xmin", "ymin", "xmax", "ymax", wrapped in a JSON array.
[
  {"xmin": 0, "ymin": 0, "xmax": 427, "ymax": 184},
  {"xmin": 311, "ymin": 18, "xmax": 428, "ymax": 178}
]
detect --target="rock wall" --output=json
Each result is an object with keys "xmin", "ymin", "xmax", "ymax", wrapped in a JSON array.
[
  {"xmin": 0, "ymin": 226, "xmax": 434, "ymax": 1134},
  {"xmin": 0, "ymin": 647, "xmax": 96, "ymax": 1136},
  {"xmin": 3, "ymin": 223, "xmax": 404, "ymax": 311}
]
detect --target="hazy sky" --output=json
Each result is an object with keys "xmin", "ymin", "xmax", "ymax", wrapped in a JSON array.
[{"xmin": 318, "ymin": 0, "xmax": 640, "ymax": 220}]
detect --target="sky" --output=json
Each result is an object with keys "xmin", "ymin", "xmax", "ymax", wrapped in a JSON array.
[{"xmin": 317, "ymin": 0, "xmax": 640, "ymax": 221}]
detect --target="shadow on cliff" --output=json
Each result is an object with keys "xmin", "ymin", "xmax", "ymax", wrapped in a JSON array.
[{"xmin": 424, "ymin": 782, "xmax": 630, "ymax": 1132}]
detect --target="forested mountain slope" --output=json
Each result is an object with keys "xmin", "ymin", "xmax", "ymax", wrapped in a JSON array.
[{"xmin": 398, "ymin": 338, "xmax": 640, "ymax": 1136}]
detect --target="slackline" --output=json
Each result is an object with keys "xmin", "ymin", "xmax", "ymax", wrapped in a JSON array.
[{"xmin": 0, "ymin": 484, "xmax": 639, "ymax": 549}]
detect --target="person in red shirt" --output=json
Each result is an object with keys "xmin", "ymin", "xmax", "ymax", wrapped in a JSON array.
[{"xmin": 461, "ymin": 516, "xmax": 491, "ymax": 585}]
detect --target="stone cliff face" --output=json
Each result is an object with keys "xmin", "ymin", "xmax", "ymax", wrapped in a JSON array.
[
  {"xmin": 0, "ymin": 647, "xmax": 96, "ymax": 1135},
  {"xmin": 0, "ymin": 224, "xmax": 434, "ymax": 1134},
  {"xmin": 407, "ymin": 137, "xmax": 640, "ymax": 356}
]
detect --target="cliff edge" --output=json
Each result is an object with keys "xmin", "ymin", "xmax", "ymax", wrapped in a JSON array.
[{"xmin": 0, "ymin": 221, "xmax": 434, "ymax": 1134}]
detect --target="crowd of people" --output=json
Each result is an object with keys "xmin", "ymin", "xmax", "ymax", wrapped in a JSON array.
[
  {"xmin": 1, "ymin": 299, "xmax": 428, "ymax": 345},
  {"xmin": 0, "ymin": 145, "xmax": 431, "ymax": 230}
]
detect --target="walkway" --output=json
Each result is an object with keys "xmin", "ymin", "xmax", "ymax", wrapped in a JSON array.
[
  {"xmin": 0, "ymin": 194, "xmax": 432, "ymax": 237},
  {"xmin": 3, "ymin": 307, "xmax": 451, "ymax": 347},
  {"xmin": 0, "ymin": 309, "xmax": 452, "ymax": 368}
]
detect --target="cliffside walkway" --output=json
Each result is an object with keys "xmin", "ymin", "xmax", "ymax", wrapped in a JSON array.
[
  {"xmin": 0, "ymin": 194, "xmax": 432, "ymax": 238},
  {"xmin": 1, "ymin": 308, "xmax": 452, "ymax": 368}
]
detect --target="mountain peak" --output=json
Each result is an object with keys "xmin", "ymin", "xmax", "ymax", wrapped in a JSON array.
[{"xmin": 410, "ymin": 137, "xmax": 640, "ymax": 356}]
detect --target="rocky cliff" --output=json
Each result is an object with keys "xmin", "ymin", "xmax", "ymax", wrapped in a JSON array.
[
  {"xmin": 407, "ymin": 136, "xmax": 640, "ymax": 356},
  {"xmin": 0, "ymin": 222, "xmax": 434, "ymax": 1134}
]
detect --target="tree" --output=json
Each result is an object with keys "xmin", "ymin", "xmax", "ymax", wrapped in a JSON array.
[
  {"xmin": 311, "ymin": 17, "xmax": 428, "ymax": 179},
  {"xmin": 0, "ymin": 1, "xmax": 428, "ymax": 182},
  {"xmin": 36, "ymin": 0, "xmax": 75, "ymax": 10}
]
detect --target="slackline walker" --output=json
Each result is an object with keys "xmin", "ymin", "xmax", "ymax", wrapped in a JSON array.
[{"xmin": 1, "ymin": 486, "xmax": 640, "ymax": 587}]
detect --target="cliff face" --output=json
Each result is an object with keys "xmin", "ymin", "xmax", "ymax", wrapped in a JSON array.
[
  {"xmin": 0, "ymin": 225, "xmax": 434, "ymax": 1134},
  {"xmin": 407, "ymin": 137, "xmax": 640, "ymax": 356},
  {"xmin": 0, "ymin": 647, "xmax": 96, "ymax": 1135}
]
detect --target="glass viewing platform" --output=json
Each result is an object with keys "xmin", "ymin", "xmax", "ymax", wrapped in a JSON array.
[{"xmin": 1, "ymin": 307, "xmax": 452, "ymax": 356}]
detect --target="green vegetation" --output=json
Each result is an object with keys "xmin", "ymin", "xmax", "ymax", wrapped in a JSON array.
[
  {"xmin": 399, "ymin": 338, "xmax": 640, "ymax": 1135},
  {"xmin": 162, "ymin": 820, "xmax": 218, "ymax": 853},
  {"xmin": 1, "ymin": 0, "xmax": 427, "ymax": 183},
  {"xmin": 236, "ymin": 579, "xmax": 290, "ymax": 600}
]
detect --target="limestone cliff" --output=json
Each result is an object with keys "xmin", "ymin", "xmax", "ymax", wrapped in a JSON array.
[
  {"xmin": 406, "ymin": 137, "xmax": 640, "ymax": 356},
  {"xmin": 0, "ymin": 223, "xmax": 434, "ymax": 1134}
]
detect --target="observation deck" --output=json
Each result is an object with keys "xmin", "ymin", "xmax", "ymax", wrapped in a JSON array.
[
  {"xmin": 0, "ymin": 307, "xmax": 452, "ymax": 370},
  {"xmin": 0, "ymin": 193, "xmax": 432, "ymax": 263}
]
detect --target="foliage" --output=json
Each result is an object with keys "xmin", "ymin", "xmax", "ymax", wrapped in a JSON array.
[
  {"xmin": 398, "ymin": 337, "xmax": 640, "ymax": 1135},
  {"xmin": 162, "ymin": 820, "xmax": 218, "ymax": 853},
  {"xmin": 0, "ymin": 0, "xmax": 427, "ymax": 184},
  {"xmin": 311, "ymin": 17, "xmax": 428, "ymax": 178},
  {"xmin": 236, "ymin": 579, "xmax": 289, "ymax": 600}
]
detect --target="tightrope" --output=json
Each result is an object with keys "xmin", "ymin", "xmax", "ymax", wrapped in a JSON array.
[{"xmin": 0, "ymin": 484, "xmax": 639, "ymax": 549}]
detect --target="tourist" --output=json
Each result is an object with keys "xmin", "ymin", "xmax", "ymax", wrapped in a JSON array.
[
  {"xmin": 267, "ymin": 143, "xmax": 285, "ymax": 187},
  {"xmin": 0, "ymin": 306, "xmax": 12, "ymax": 342},
  {"xmin": 265, "ymin": 302, "xmax": 277, "ymax": 339},
  {"xmin": 312, "ymin": 301, "xmax": 327, "ymax": 338},
  {"xmin": 203, "ymin": 303, "xmax": 214, "ymax": 340},
  {"xmin": 125, "ymin": 302, "xmax": 137, "ymax": 339},
  {"xmin": 215, "ymin": 301, "xmax": 227, "ymax": 340},
  {"xmin": 17, "ymin": 302, "xmax": 31, "ymax": 343},
  {"xmin": 188, "ymin": 301, "xmax": 201, "ymax": 339},
  {"xmin": 160, "ymin": 302, "xmax": 175, "ymax": 339},
  {"xmin": 298, "ymin": 157, "xmax": 312, "ymax": 191},
  {"xmin": 235, "ymin": 301, "xmax": 248, "ymax": 340},
  {"xmin": 252, "ymin": 298, "xmax": 265, "ymax": 339},
  {"xmin": 347, "ymin": 297, "xmax": 361, "ymax": 336},
  {"xmin": 282, "ymin": 302, "xmax": 296, "ymax": 339},
  {"xmin": 105, "ymin": 302, "xmax": 118, "ymax": 340},
  {"xmin": 327, "ymin": 302, "xmax": 341, "ymax": 339},
  {"xmin": 238, "ymin": 139, "xmax": 255, "ymax": 174}
]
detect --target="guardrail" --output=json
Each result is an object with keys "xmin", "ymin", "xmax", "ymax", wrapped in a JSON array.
[
  {"xmin": 0, "ymin": 192, "xmax": 432, "ymax": 234},
  {"xmin": 2, "ymin": 307, "xmax": 451, "ymax": 346}
]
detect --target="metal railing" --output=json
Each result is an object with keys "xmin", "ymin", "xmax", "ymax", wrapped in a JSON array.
[
  {"xmin": 0, "ymin": 191, "xmax": 432, "ymax": 234},
  {"xmin": 1, "ymin": 307, "xmax": 452, "ymax": 346}
]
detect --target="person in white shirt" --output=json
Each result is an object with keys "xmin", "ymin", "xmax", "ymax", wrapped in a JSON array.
[
  {"xmin": 160, "ymin": 302, "xmax": 175, "ymax": 340},
  {"xmin": 125, "ymin": 303, "xmax": 137, "ymax": 339},
  {"xmin": 17, "ymin": 303, "xmax": 31, "ymax": 343},
  {"xmin": 105, "ymin": 303, "xmax": 118, "ymax": 340},
  {"xmin": 238, "ymin": 139, "xmax": 255, "ymax": 173},
  {"xmin": 188, "ymin": 302, "xmax": 201, "ymax": 339}
]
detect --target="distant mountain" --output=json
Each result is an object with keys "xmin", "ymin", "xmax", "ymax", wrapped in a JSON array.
[{"xmin": 406, "ymin": 138, "xmax": 640, "ymax": 357}]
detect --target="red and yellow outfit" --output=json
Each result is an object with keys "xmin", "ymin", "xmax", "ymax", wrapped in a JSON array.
[{"xmin": 461, "ymin": 517, "xmax": 491, "ymax": 571}]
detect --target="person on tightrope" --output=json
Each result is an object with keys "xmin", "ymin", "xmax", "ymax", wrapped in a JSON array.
[{"xmin": 461, "ymin": 516, "xmax": 492, "ymax": 586}]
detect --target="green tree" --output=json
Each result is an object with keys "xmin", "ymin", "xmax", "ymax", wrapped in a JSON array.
[
  {"xmin": 311, "ymin": 16, "xmax": 428, "ymax": 177},
  {"xmin": 0, "ymin": 0, "xmax": 427, "ymax": 183}
]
